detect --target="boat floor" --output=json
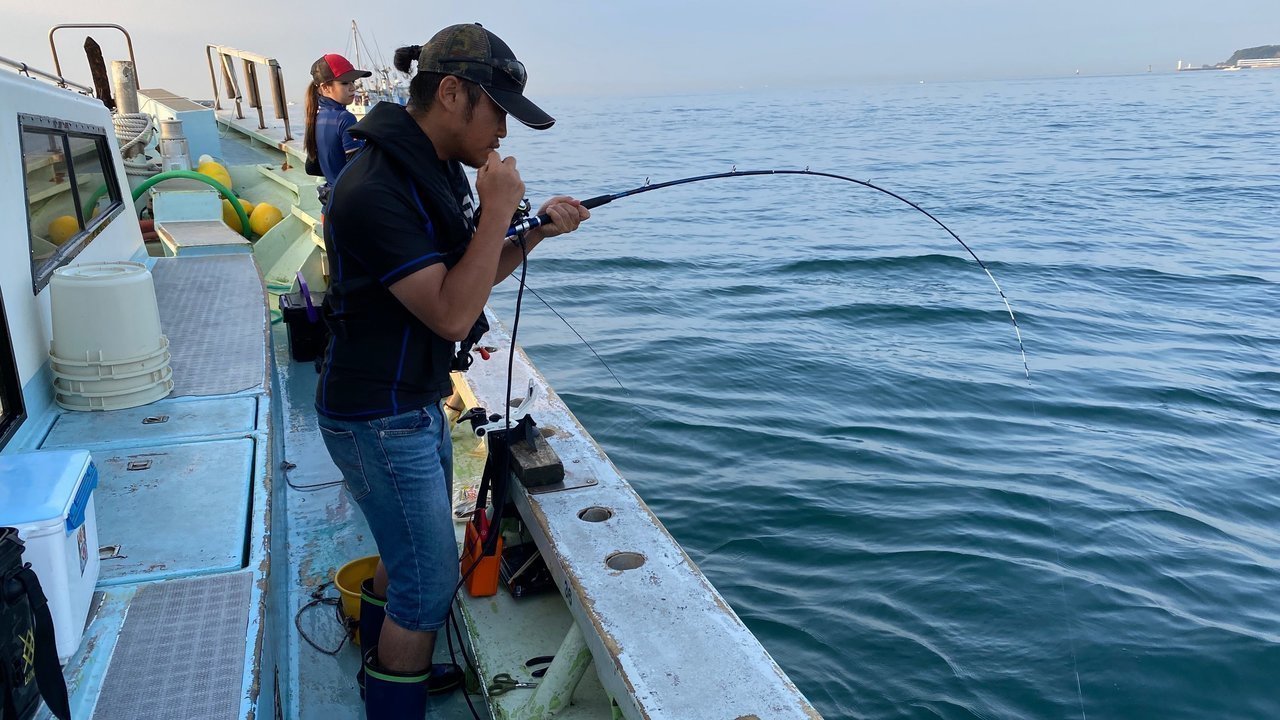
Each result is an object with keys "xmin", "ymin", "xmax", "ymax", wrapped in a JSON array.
[
  {"xmin": 272, "ymin": 322, "xmax": 613, "ymax": 719},
  {"xmin": 30, "ymin": 253, "xmax": 271, "ymax": 720}
]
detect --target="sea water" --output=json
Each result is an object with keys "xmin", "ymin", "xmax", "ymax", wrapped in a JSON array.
[{"xmin": 494, "ymin": 69, "xmax": 1279, "ymax": 719}]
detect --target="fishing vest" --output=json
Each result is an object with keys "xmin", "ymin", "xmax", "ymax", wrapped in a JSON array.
[{"xmin": 316, "ymin": 144, "xmax": 483, "ymax": 420}]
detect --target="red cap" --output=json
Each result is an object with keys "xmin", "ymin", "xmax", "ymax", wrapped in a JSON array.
[{"xmin": 311, "ymin": 54, "xmax": 372, "ymax": 83}]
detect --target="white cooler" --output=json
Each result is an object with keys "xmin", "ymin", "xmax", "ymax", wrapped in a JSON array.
[{"xmin": 0, "ymin": 449, "xmax": 101, "ymax": 663}]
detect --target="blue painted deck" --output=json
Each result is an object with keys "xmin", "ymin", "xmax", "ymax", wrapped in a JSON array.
[
  {"xmin": 15, "ymin": 253, "xmax": 276, "ymax": 720},
  {"xmin": 41, "ymin": 395, "xmax": 257, "ymax": 449},
  {"xmin": 88, "ymin": 438, "xmax": 254, "ymax": 584}
]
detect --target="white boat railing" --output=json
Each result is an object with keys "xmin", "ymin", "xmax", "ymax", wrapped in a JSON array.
[
  {"xmin": 204, "ymin": 45, "xmax": 293, "ymax": 141},
  {"xmin": 0, "ymin": 55, "xmax": 94, "ymax": 94}
]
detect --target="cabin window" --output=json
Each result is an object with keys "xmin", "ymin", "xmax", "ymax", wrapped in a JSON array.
[
  {"xmin": 20, "ymin": 114, "xmax": 124, "ymax": 294},
  {"xmin": 0, "ymin": 287, "xmax": 24, "ymax": 450}
]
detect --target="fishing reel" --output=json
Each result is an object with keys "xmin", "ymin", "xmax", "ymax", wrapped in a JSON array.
[{"xmin": 508, "ymin": 198, "xmax": 533, "ymax": 243}]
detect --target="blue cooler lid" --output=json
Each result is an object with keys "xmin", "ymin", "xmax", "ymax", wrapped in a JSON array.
[{"xmin": 0, "ymin": 450, "xmax": 97, "ymax": 532}]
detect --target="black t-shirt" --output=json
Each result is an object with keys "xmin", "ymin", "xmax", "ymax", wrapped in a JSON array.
[{"xmin": 315, "ymin": 142, "xmax": 476, "ymax": 420}]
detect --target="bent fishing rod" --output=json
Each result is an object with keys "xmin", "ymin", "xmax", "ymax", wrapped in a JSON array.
[{"xmin": 506, "ymin": 168, "xmax": 1030, "ymax": 378}]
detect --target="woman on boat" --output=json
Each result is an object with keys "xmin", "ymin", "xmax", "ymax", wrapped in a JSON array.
[
  {"xmin": 315, "ymin": 22, "xmax": 589, "ymax": 719},
  {"xmin": 304, "ymin": 53, "xmax": 371, "ymax": 201}
]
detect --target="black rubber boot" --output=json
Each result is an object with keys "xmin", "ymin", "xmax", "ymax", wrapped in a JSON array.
[
  {"xmin": 356, "ymin": 581, "xmax": 462, "ymax": 698},
  {"xmin": 361, "ymin": 658, "xmax": 463, "ymax": 699},
  {"xmin": 355, "ymin": 576, "xmax": 384, "ymax": 696},
  {"xmin": 363, "ymin": 647, "xmax": 429, "ymax": 720},
  {"xmin": 357, "ymin": 579, "xmax": 386, "ymax": 700},
  {"xmin": 360, "ymin": 579, "xmax": 387, "ymax": 648},
  {"xmin": 362, "ymin": 661, "xmax": 463, "ymax": 699}
]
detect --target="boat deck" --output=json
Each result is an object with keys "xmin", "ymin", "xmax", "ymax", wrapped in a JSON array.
[{"xmin": 35, "ymin": 252, "xmax": 272, "ymax": 720}]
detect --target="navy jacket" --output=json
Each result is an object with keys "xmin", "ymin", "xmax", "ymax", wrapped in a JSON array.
[{"xmin": 316, "ymin": 103, "xmax": 477, "ymax": 420}]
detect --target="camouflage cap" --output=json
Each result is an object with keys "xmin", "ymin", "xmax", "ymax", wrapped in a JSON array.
[{"xmin": 418, "ymin": 23, "xmax": 554, "ymax": 130}]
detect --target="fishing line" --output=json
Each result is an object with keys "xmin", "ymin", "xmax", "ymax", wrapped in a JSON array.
[
  {"xmin": 521, "ymin": 283, "xmax": 628, "ymax": 392},
  {"xmin": 509, "ymin": 168, "xmax": 1030, "ymax": 379},
  {"xmin": 504, "ymin": 170, "xmax": 1092, "ymax": 717}
]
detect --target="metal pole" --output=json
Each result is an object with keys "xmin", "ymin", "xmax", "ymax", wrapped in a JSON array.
[
  {"xmin": 243, "ymin": 59, "xmax": 265, "ymax": 129},
  {"xmin": 205, "ymin": 46, "xmax": 222, "ymax": 111},
  {"xmin": 270, "ymin": 64, "xmax": 293, "ymax": 141},
  {"xmin": 110, "ymin": 60, "xmax": 139, "ymax": 114}
]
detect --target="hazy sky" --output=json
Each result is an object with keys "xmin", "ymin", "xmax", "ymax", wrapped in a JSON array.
[{"xmin": 6, "ymin": 1, "xmax": 1279, "ymax": 101}]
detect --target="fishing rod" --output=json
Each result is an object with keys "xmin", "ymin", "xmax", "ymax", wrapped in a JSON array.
[{"xmin": 507, "ymin": 168, "xmax": 1030, "ymax": 378}]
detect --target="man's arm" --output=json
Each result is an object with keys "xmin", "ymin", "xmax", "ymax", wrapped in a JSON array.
[
  {"xmin": 492, "ymin": 196, "xmax": 590, "ymax": 284},
  {"xmin": 389, "ymin": 152, "xmax": 525, "ymax": 340}
]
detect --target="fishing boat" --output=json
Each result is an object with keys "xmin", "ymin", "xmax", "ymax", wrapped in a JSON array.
[
  {"xmin": 0, "ymin": 24, "xmax": 821, "ymax": 720},
  {"xmin": 345, "ymin": 20, "xmax": 410, "ymax": 117}
]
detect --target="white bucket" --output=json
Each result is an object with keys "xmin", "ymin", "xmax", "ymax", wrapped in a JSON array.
[
  {"xmin": 49, "ymin": 262, "xmax": 166, "ymax": 364},
  {"xmin": 54, "ymin": 376, "xmax": 173, "ymax": 411},
  {"xmin": 50, "ymin": 339, "xmax": 170, "ymax": 380},
  {"xmin": 54, "ymin": 364, "xmax": 172, "ymax": 396}
]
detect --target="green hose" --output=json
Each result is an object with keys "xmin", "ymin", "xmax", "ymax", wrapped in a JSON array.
[
  {"xmin": 84, "ymin": 170, "xmax": 253, "ymax": 240},
  {"xmin": 82, "ymin": 184, "xmax": 109, "ymax": 221}
]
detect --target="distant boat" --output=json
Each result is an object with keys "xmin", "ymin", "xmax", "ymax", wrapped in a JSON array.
[{"xmin": 346, "ymin": 19, "xmax": 410, "ymax": 117}]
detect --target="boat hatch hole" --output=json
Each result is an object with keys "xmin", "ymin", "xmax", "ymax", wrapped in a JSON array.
[
  {"xmin": 578, "ymin": 507, "xmax": 613, "ymax": 523},
  {"xmin": 605, "ymin": 551, "xmax": 645, "ymax": 571}
]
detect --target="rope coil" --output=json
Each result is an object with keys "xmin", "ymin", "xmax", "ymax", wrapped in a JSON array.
[{"xmin": 112, "ymin": 112, "xmax": 160, "ymax": 177}]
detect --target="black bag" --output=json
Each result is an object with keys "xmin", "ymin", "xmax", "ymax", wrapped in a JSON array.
[
  {"xmin": 304, "ymin": 153, "xmax": 322, "ymax": 177},
  {"xmin": 279, "ymin": 290, "xmax": 329, "ymax": 364},
  {"xmin": 1, "ymin": 528, "xmax": 70, "ymax": 720}
]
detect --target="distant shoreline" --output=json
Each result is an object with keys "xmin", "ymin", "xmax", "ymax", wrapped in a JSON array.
[{"xmin": 1177, "ymin": 44, "xmax": 1280, "ymax": 71}]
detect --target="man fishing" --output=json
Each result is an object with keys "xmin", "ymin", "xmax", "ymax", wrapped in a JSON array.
[{"xmin": 315, "ymin": 22, "xmax": 590, "ymax": 718}]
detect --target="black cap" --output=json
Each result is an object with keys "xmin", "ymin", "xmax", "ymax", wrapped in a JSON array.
[{"xmin": 417, "ymin": 23, "xmax": 554, "ymax": 130}]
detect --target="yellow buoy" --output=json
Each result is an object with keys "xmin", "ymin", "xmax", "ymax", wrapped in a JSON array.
[
  {"xmin": 249, "ymin": 203, "xmax": 284, "ymax": 236},
  {"xmin": 221, "ymin": 198, "xmax": 254, "ymax": 233},
  {"xmin": 47, "ymin": 215, "xmax": 80, "ymax": 246},
  {"xmin": 196, "ymin": 160, "xmax": 233, "ymax": 192}
]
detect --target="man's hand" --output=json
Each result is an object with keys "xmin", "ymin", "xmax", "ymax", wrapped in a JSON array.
[
  {"xmin": 475, "ymin": 151, "xmax": 525, "ymax": 226},
  {"xmin": 534, "ymin": 196, "xmax": 590, "ymax": 238}
]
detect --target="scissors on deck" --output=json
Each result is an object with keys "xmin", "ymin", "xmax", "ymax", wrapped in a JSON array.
[{"xmin": 488, "ymin": 673, "xmax": 538, "ymax": 696}]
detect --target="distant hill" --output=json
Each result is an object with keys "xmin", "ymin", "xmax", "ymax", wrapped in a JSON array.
[{"xmin": 1226, "ymin": 45, "xmax": 1280, "ymax": 64}]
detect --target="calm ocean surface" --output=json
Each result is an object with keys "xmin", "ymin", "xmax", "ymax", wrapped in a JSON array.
[{"xmin": 491, "ymin": 70, "xmax": 1279, "ymax": 719}]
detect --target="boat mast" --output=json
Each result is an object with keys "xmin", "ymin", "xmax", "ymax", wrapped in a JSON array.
[{"xmin": 350, "ymin": 20, "xmax": 361, "ymax": 71}]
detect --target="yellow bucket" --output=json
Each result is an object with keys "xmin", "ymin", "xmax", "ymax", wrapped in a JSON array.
[{"xmin": 334, "ymin": 555, "xmax": 380, "ymax": 645}]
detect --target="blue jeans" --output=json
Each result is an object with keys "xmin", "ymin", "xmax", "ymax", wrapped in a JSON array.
[{"xmin": 318, "ymin": 402, "xmax": 458, "ymax": 632}]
